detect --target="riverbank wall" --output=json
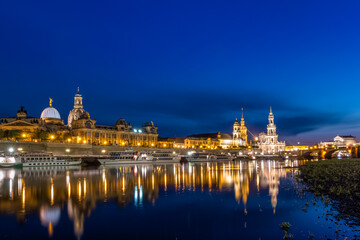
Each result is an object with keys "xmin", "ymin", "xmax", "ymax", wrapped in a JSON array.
[{"xmin": 0, "ymin": 140, "xmax": 192, "ymax": 155}]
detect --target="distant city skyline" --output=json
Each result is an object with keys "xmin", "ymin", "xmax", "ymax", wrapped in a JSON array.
[{"xmin": 1, "ymin": 1, "xmax": 360, "ymax": 144}]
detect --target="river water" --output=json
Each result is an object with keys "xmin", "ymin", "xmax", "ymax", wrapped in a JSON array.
[{"xmin": 0, "ymin": 160, "xmax": 359, "ymax": 240}]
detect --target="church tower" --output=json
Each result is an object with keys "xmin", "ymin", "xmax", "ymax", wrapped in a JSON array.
[
  {"xmin": 266, "ymin": 107, "xmax": 278, "ymax": 143},
  {"xmin": 240, "ymin": 108, "xmax": 248, "ymax": 144},
  {"xmin": 68, "ymin": 87, "xmax": 90, "ymax": 128},
  {"xmin": 233, "ymin": 118, "xmax": 240, "ymax": 146},
  {"xmin": 74, "ymin": 87, "xmax": 83, "ymax": 109}
]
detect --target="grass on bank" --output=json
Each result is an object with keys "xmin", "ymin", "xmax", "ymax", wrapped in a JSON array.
[{"xmin": 298, "ymin": 158, "xmax": 360, "ymax": 221}]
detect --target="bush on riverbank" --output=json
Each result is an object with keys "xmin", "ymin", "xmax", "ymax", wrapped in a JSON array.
[{"xmin": 299, "ymin": 159, "xmax": 360, "ymax": 222}]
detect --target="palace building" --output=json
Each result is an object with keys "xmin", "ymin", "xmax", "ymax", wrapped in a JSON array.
[{"xmin": 258, "ymin": 107, "xmax": 285, "ymax": 153}]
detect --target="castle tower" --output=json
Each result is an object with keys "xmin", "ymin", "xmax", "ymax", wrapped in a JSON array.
[{"xmin": 240, "ymin": 108, "xmax": 248, "ymax": 144}]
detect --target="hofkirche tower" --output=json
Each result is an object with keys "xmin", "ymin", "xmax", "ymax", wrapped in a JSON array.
[
  {"xmin": 239, "ymin": 108, "xmax": 248, "ymax": 143},
  {"xmin": 233, "ymin": 108, "xmax": 248, "ymax": 147}
]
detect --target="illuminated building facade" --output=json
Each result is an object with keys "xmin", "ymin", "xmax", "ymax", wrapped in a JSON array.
[
  {"xmin": 233, "ymin": 108, "xmax": 248, "ymax": 147},
  {"xmin": 69, "ymin": 89, "xmax": 158, "ymax": 146},
  {"xmin": 285, "ymin": 145, "xmax": 309, "ymax": 151},
  {"xmin": 0, "ymin": 101, "xmax": 69, "ymax": 140},
  {"xmin": 185, "ymin": 132, "xmax": 240, "ymax": 149},
  {"xmin": 318, "ymin": 135, "xmax": 357, "ymax": 148},
  {"xmin": 0, "ymin": 106, "xmax": 45, "ymax": 133},
  {"xmin": 258, "ymin": 107, "xmax": 285, "ymax": 153},
  {"xmin": 0, "ymin": 89, "xmax": 158, "ymax": 147}
]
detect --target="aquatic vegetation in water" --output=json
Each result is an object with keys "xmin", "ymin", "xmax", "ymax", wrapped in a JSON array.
[
  {"xmin": 280, "ymin": 222, "xmax": 293, "ymax": 239},
  {"xmin": 299, "ymin": 159, "xmax": 360, "ymax": 224}
]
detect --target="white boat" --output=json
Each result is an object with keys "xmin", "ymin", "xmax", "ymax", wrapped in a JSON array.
[
  {"xmin": 0, "ymin": 155, "xmax": 22, "ymax": 168},
  {"xmin": 100, "ymin": 150, "xmax": 181, "ymax": 165},
  {"xmin": 139, "ymin": 151, "xmax": 181, "ymax": 163},
  {"xmin": 187, "ymin": 152, "xmax": 210, "ymax": 162},
  {"xmin": 209, "ymin": 153, "xmax": 232, "ymax": 161},
  {"xmin": 188, "ymin": 152, "xmax": 232, "ymax": 162},
  {"xmin": 99, "ymin": 150, "xmax": 143, "ymax": 165},
  {"xmin": 18, "ymin": 153, "xmax": 81, "ymax": 167}
]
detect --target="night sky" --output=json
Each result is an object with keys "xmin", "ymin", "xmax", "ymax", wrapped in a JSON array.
[{"xmin": 1, "ymin": 0, "xmax": 360, "ymax": 144}]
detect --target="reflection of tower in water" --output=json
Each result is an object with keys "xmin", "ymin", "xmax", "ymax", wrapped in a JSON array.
[
  {"xmin": 258, "ymin": 161, "xmax": 287, "ymax": 214},
  {"xmin": 0, "ymin": 161, "xmax": 299, "ymax": 239},
  {"xmin": 234, "ymin": 173, "xmax": 249, "ymax": 214}
]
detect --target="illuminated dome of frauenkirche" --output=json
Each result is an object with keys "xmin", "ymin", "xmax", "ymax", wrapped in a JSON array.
[
  {"xmin": 40, "ymin": 98, "xmax": 61, "ymax": 120},
  {"xmin": 67, "ymin": 88, "xmax": 91, "ymax": 127}
]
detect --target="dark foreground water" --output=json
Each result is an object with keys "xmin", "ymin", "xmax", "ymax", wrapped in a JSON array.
[{"xmin": 0, "ymin": 160, "xmax": 359, "ymax": 240}]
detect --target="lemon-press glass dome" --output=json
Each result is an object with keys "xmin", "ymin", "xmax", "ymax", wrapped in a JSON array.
[{"xmin": 41, "ymin": 107, "xmax": 61, "ymax": 119}]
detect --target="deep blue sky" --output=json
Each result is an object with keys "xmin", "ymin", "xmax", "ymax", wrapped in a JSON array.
[{"xmin": 1, "ymin": 0, "xmax": 360, "ymax": 144}]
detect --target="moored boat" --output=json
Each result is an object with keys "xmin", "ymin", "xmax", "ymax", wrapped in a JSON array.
[
  {"xmin": 187, "ymin": 152, "xmax": 210, "ymax": 162},
  {"xmin": 99, "ymin": 150, "xmax": 181, "ymax": 165},
  {"xmin": 99, "ymin": 150, "xmax": 142, "ymax": 165},
  {"xmin": 188, "ymin": 152, "xmax": 233, "ymax": 162},
  {"xmin": 142, "ymin": 151, "xmax": 181, "ymax": 163},
  {"xmin": 19, "ymin": 153, "xmax": 81, "ymax": 167},
  {"xmin": 0, "ymin": 155, "xmax": 22, "ymax": 168}
]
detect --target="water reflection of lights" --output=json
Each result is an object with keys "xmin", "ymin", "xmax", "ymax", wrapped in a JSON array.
[
  {"xmin": 9, "ymin": 179, "xmax": 12, "ymax": 199},
  {"xmin": 0, "ymin": 160, "xmax": 302, "ymax": 239},
  {"xmin": 152, "ymin": 173, "xmax": 154, "ymax": 190},
  {"xmin": 22, "ymin": 187, "xmax": 25, "ymax": 209},
  {"xmin": 9, "ymin": 170, "xmax": 15, "ymax": 179},
  {"xmin": 51, "ymin": 183, "xmax": 54, "ymax": 205},
  {"xmin": 83, "ymin": 179, "xmax": 87, "ymax": 196},
  {"xmin": 226, "ymin": 175, "xmax": 232, "ymax": 183},
  {"xmin": 134, "ymin": 186, "xmax": 138, "ymax": 202},
  {"xmin": 134, "ymin": 185, "xmax": 143, "ymax": 206}
]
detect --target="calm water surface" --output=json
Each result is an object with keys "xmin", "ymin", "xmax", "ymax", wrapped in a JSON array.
[{"xmin": 0, "ymin": 160, "xmax": 359, "ymax": 240}]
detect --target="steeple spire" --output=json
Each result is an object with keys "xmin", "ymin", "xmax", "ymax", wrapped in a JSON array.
[
  {"xmin": 270, "ymin": 106, "xmax": 272, "ymax": 114},
  {"xmin": 77, "ymin": 87, "xmax": 80, "ymax": 93},
  {"xmin": 241, "ymin": 108, "xmax": 244, "ymax": 119}
]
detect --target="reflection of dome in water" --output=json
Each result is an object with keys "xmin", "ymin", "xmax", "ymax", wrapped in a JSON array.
[
  {"xmin": 40, "ymin": 206, "xmax": 61, "ymax": 226},
  {"xmin": 41, "ymin": 107, "xmax": 61, "ymax": 120}
]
